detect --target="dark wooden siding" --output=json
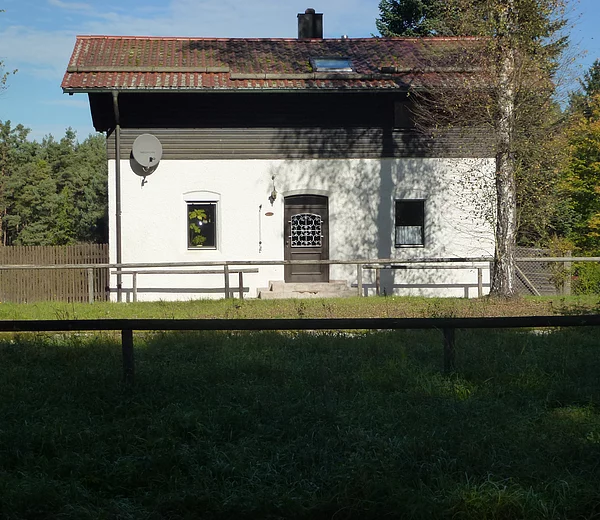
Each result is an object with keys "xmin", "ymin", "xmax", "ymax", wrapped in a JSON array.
[
  {"xmin": 107, "ymin": 127, "xmax": 493, "ymax": 160},
  {"xmin": 96, "ymin": 91, "xmax": 493, "ymax": 159},
  {"xmin": 91, "ymin": 92, "xmax": 404, "ymax": 130}
]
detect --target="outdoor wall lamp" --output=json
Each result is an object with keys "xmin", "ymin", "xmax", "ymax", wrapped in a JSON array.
[{"xmin": 269, "ymin": 175, "xmax": 278, "ymax": 205}]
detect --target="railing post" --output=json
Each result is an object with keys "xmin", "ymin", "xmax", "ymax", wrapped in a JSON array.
[
  {"xmin": 224, "ymin": 265, "xmax": 230, "ymax": 299},
  {"xmin": 87, "ymin": 268, "xmax": 94, "ymax": 304},
  {"xmin": 238, "ymin": 271, "xmax": 244, "ymax": 300},
  {"xmin": 478, "ymin": 268, "xmax": 483, "ymax": 298},
  {"xmin": 357, "ymin": 264, "xmax": 363, "ymax": 297},
  {"xmin": 443, "ymin": 328, "xmax": 456, "ymax": 374},
  {"xmin": 121, "ymin": 329, "xmax": 135, "ymax": 385},
  {"xmin": 563, "ymin": 252, "xmax": 572, "ymax": 296},
  {"xmin": 116, "ymin": 269, "xmax": 122, "ymax": 303},
  {"xmin": 132, "ymin": 272, "xmax": 138, "ymax": 303}
]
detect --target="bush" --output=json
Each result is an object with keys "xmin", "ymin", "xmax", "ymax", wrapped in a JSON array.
[{"xmin": 572, "ymin": 262, "xmax": 600, "ymax": 294}]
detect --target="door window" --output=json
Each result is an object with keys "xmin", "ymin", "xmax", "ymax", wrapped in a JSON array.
[{"xmin": 290, "ymin": 213, "xmax": 323, "ymax": 247}]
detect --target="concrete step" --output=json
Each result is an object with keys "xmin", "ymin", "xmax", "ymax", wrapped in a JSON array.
[
  {"xmin": 268, "ymin": 280, "xmax": 350, "ymax": 293},
  {"xmin": 258, "ymin": 280, "xmax": 357, "ymax": 299},
  {"xmin": 258, "ymin": 291, "xmax": 355, "ymax": 300}
]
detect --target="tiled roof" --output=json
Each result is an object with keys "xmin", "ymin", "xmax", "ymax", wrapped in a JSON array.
[{"xmin": 62, "ymin": 36, "xmax": 480, "ymax": 92}]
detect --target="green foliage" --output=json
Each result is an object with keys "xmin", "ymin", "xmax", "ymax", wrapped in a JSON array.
[
  {"xmin": 188, "ymin": 208, "xmax": 208, "ymax": 246},
  {"xmin": 562, "ymin": 89, "xmax": 600, "ymax": 253},
  {"xmin": 560, "ymin": 61, "xmax": 600, "ymax": 254},
  {"xmin": 515, "ymin": 102, "xmax": 568, "ymax": 246},
  {"xmin": 569, "ymin": 59, "xmax": 600, "ymax": 115},
  {"xmin": 0, "ymin": 121, "xmax": 107, "ymax": 245},
  {"xmin": 572, "ymin": 262, "xmax": 600, "ymax": 295},
  {"xmin": 376, "ymin": 0, "xmax": 453, "ymax": 36}
]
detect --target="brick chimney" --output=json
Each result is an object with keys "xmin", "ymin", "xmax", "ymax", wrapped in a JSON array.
[{"xmin": 298, "ymin": 8, "xmax": 323, "ymax": 39}]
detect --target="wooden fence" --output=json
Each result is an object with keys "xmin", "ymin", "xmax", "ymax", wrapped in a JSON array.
[
  {"xmin": 0, "ymin": 245, "xmax": 109, "ymax": 303},
  {"xmin": 0, "ymin": 253, "xmax": 595, "ymax": 303},
  {"xmin": 2, "ymin": 314, "xmax": 599, "ymax": 383}
]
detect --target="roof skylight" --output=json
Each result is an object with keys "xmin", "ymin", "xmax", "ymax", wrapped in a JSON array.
[{"xmin": 310, "ymin": 57, "xmax": 354, "ymax": 72}]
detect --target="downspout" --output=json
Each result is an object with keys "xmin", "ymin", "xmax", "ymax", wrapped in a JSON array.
[{"xmin": 112, "ymin": 91, "xmax": 123, "ymax": 302}]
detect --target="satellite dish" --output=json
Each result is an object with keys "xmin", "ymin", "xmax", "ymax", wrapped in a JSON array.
[{"xmin": 132, "ymin": 134, "xmax": 163, "ymax": 169}]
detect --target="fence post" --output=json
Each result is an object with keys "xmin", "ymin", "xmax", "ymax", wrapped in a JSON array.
[
  {"xmin": 121, "ymin": 329, "xmax": 135, "ymax": 384},
  {"xmin": 357, "ymin": 264, "xmax": 363, "ymax": 297},
  {"xmin": 478, "ymin": 268, "xmax": 483, "ymax": 298},
  {"xmin": 376, "ymin": 268, "xmax": 381, "ymax": 296},
  {"xmin": 238, "ymin": 271, "xmax": 244, "ymax": 300},
  {"xmin": 564, "ymin": 252, "xmax": 572, "ymax": 296},
  {"xmin": 132, "ymin": 272, "xmax": 138, "ymax": 303},
  {"xmin": 87, "ymin": 268, "xmax": 94, "ymax": 304},
  {"xmin": 443, "ymin": 328, "xmax": 456, "ymax": 373},
  {"xmin": 224, "ymin": 265, "xmax": 230, "ymax": 299}
]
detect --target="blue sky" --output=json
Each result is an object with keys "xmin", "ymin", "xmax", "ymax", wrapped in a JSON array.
[{"xmin": 0, "ymin": 0, "xmax": 598, "ymax": 142}]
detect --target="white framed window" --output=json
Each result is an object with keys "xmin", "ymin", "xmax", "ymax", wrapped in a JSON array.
[
  {"xmin": 395, "ymin": 199, "xmax": 425, "ymax": 247},
  {"xmin": 187, "ymin": 202, "xmax": 217, "ymax": 249}
]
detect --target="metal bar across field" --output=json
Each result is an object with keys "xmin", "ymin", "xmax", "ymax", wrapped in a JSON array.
[{"xmin": 2, "ymin": 315, "xmax": 599, "ymax": 383}]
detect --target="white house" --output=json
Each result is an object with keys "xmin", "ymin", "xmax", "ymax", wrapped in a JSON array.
[{"xmin": 62, "ymin": 9, "xmax": 495, "ymax": 301}]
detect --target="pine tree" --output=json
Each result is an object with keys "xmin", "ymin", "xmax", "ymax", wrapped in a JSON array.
[
  {"xmin": 376, "ymin": 0, "xmax": 453, "ymax": 36},
  {"xmin": 0, "ymin": 123, "xmax": 107, "ymax": 246},
  {"xmin": 569, "ymin": 59, "xmax": 600, "ymax": 116}
]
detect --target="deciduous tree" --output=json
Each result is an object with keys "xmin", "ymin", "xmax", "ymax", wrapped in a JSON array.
[
  {"xmin": 562, "ymin": 62, "xmax": 600, "ymax": 253},
  {"xmin": 0, "ymin": 10, "xmax": 16, "ymax": 92},
  {"xmin": 378, "ymin": 0, "xmax": 569, "ymax": 297}
]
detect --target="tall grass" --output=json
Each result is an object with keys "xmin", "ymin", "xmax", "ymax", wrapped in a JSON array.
[
  {"xmin": 0, "ymin": 294, "xmax": 597, "ymax": 321},
  {"xmin": 1, "ymin": 327, "xmax": 600, "ymax": 518}
]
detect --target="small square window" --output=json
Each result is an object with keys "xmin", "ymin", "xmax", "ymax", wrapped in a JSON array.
[
  {"xmin": 188, "ymin": 202, "xmax": 217, "ymax": 248},
  {"xmin": 395, "ymin": 200, "xmax": 425, "ymax": 247}
]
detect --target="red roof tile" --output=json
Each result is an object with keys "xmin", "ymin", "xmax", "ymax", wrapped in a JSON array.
[{"xmin": 62, "ymin": 36, "xmax": 481, "ymax": 92}]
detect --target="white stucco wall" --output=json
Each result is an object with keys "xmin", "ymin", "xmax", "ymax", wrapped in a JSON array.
[{"xmin": 109, "ymin": 157, "xmax": 495, "ymax": 300}]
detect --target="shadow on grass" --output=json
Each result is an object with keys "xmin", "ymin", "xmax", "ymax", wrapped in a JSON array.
[{"xmin": 1, "ymin": 328, "xmax": 600, "ymax": 519}]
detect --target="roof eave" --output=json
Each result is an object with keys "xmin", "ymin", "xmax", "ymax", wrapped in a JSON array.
[{"xmin": 63, "ymin": 86, "xmax": 416, "ymax": 94}]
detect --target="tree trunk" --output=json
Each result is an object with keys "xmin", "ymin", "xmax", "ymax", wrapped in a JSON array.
[{"xmin": 490, "ymin": 44, "xmax": 517, "ymax": 298}]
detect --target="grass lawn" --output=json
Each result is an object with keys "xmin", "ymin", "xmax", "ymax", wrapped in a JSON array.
[
  {"xmin": 1, "ymin": 296, "xmax": 600, "ymax": 519},
  {"xmin": 0, "ymin": 294, "xmax": 597, "ymax": 320}
]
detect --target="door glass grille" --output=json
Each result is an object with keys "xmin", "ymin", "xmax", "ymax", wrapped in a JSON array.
[{"xmin": 290, "ymin": 213, "xmax": 322, "ymax": 247}]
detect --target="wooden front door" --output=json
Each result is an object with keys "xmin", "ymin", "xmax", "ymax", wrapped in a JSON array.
[{"xmin": 284, "ymin": 195, "xmax": 329, "ymax": 283}]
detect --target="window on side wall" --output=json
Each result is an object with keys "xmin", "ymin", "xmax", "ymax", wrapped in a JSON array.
[
  {"xmin": 395, "ymin": 200, "xmax": 425, "ymax": 247},
  {"xmin": 188, "ymin": 202, "xmax": 217, "ymax": 249}
]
